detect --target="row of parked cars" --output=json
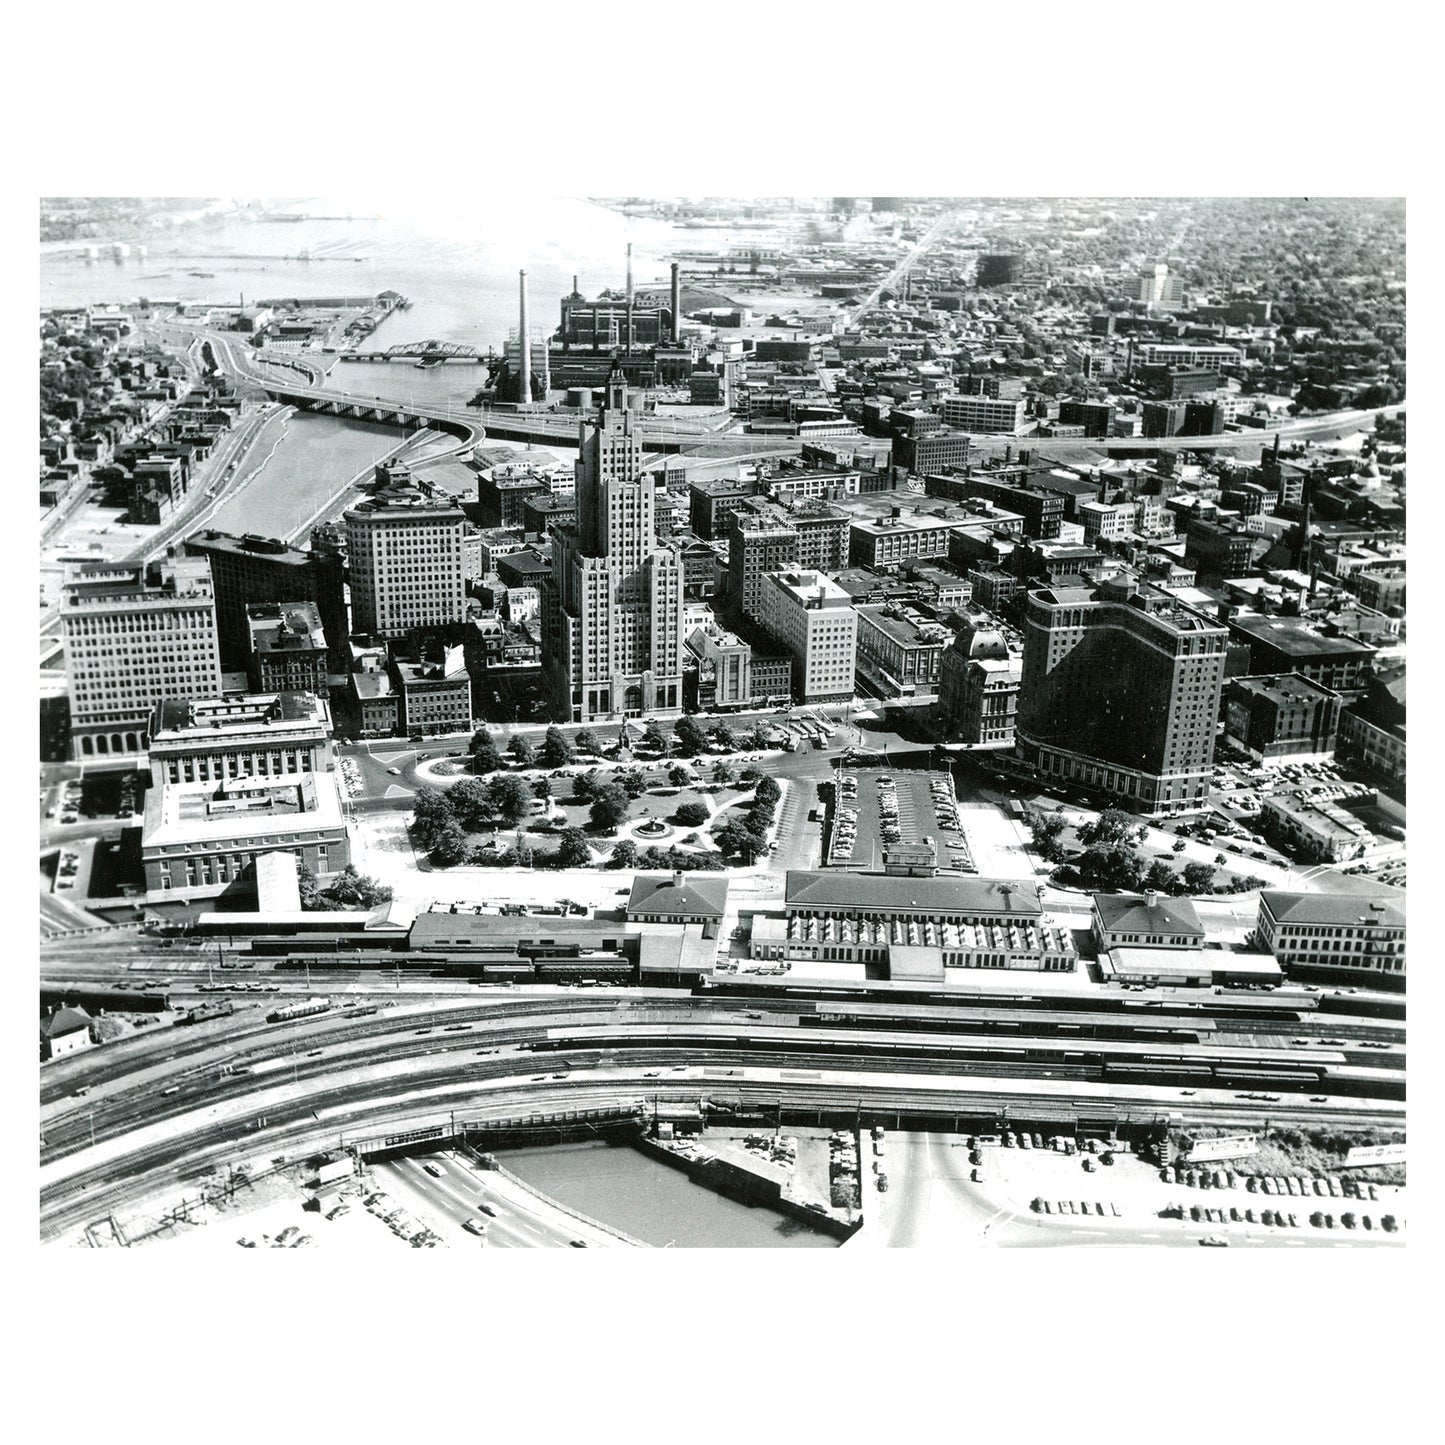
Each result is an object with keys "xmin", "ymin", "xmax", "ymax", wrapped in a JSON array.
[{"xmin": 1163, "ymin": 1164, "xmax": 1380, "ymax": 1202}]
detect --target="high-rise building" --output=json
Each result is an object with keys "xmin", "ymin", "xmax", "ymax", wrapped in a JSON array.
[
  {"xmin": 62, "ymin": 557, "xmax": 223, "ymax": 760},
  {"xmin": 756, "ymin": 569, "xmax": 857, "ymax": 703},
  {"xmin": 1015, "ymin": 576, "xmax": 1229, "ymax": 813},
  {"xmin": 543, "ymin": 368, "xmax": 685, "ymax": 722},
  {"xmin": 728, "ymin": 507, "xmax": 800, "ymax": 621},
  {"xmin": 184, "ymin": 529, "xmax": 349, "ymax": 672},
  {"xmin": 1137, "ymin": 263, "xmax": 1185, "ymax": 310},
  {"xmin": 344, "ymin": 467, "xmax": 467, "ymax": 641}
]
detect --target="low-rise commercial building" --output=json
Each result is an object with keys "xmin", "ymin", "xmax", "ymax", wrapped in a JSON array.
[
  {"xmin": 1259, "ymin": 791, "xmax": 1382, "ymax": 863},
  {"xmin": 1092, "ymin": 892, "xmax": 1205, "ymax": 951},
  {"xmin": 752, "ymin": 871, "xmax": 1075, "ymax": 974},
  {"xmin": 1255, "ymin": 888, "xmax": 1405, "ymax": 987},
  {"xmin": 140, "ymin": 692, "xmax": 349, "ymax": 899},
  {"xmin": 389, "ymin": 645, "xmax": 473, "ymax": 736},
  {"xmin": 854, "ymin": 603, "xmax": 950, "ymax": 697},
  {"xmin": 1222, "ymin": 674, "xmax": 1340, "ymax": 764}
]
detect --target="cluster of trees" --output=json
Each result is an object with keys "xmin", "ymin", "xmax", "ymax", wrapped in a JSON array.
[
  {"xmin": 297, "ymin": 865, "xmax": 393, "ymax": 911},
  {"xmin": 469, "ymin": 725, "xmax": 579, "ymax": 776},
  {"xmin": 1029, "ymin": 806, "xmax": 1263, "ymax": 895},
  {"xmin": 711, "ymin": 772, "xmax": 780, "ymax": 861},
  {"xmin": 411, "ymin": 775, "xmax": 548, "ymax": 865},
  {"xmin": 607, "ymin": 840, "xmax": 727, "ymax": 873}
]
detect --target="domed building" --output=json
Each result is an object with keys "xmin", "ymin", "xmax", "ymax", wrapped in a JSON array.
[{"xmin": 937, "ymin": 616, "xmax": 1022, "ymax": 745}]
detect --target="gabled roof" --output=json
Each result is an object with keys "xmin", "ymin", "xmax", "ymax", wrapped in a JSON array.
[
  {"xmin": 1093, "ymin": 892, "xmax": 1204, "ymax": 937},
  {"xmin": 627, "ymin": 873, "xmax": 729, "ymax": 918},
  {"xmin": 41, "ymin": 1005, "xmax": 92, "ymax": 1039}
]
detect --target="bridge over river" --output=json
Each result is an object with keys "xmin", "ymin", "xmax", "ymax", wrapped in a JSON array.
[{"xmin": 261, "ymin": 382, "xmax": 731, "ymax": 453}]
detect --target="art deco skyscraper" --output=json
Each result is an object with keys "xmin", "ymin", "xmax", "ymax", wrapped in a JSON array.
[{"xmin": 543, "ymin": 367, "xmax": 684, "ymax": 722}]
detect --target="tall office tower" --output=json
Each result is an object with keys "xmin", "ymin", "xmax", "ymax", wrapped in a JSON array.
[
  {"xmin": 543, "ymin": 367, "xmax": 685, "ymax": 722},
  {"xmin": 185, "ymin": 529, "xmax": 349, "ymax": 672},
  {"xmin": 62, "ymin": 556, "xmax": 222, "ymax": 759},
  {"xmin": 344, "ymin": 471, "xmax": 467, "ymax": 641},
  {"xmin": 1015, "ymin": 575, "xmax": 1229, "ymax": 814}
]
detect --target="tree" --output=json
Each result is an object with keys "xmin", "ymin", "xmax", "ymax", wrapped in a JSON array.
[
  {"xmin": 739, "ymin": 765, "xmax": 765, "ymax": 785},
  {"xmin": 508, "ymin": 735, "xmax": 536, "ymax": 768},
  {"xmin": 618, "ymin": 768, "xmax": 648, "ymax": 799},
  {"xmin": 668, "ymin": 764, "xmax": 692, "ymax": 788},
  {"xmin": 539, "ymin": 725, "xmax": 575, "ymax": 769},
  {"xmin": 320, "ymin": 866, "xmax": 393, "ymax": 908},
  {"xmin": 471, "ymin": 736, "xmax": 506, "ymax": 776},
  {"xmin": 1077, "ymin": 840, "xmax": 1146, "ymax": 891},
  {"xmin": 296, "ymin": 863, "xmax": 321, "ymax": 910},
  {"xmin": 674, "ymin": 714, "xmax": 707, "ymax": 757},
  {"xmin": 753, "ymin": 775, "xmax": 781, "ymax": 807},
  {"xmin": 675, "ymin": 801, "xmax": 709, "ymax": 827},
  {"xmin": 715, "ymin": 815, "xmax": 769, "ymax": 860},
  {"xmin": 448, "ymin": 776, "xmax": 493, "ymax": 832},
  {"xmin": 557, "ymin": 827, "xmax": 592, "ymax": 869},
  {"xmin": 589, "ymin": 784, "xmax": 630, "ymax": 833},
  {"xmin": 1143, "ymin": 859, "xmax": 1176, "ymax": 892},
  {"xmin": 641, "ymin": 722, "xmax": 667, "ymax": 753},
  {"xmin": 411, "ymin": 786, "xmax": 455, "ymax": 849},
  {"xmin": 710, "ymin": 723, "xmax": 736, "ymax": 751},
  {"xmin": 431, "ymin": 819, "xmax": 470, "ymax": 867},
  {"xmin": 575, "ymin": 728, "xmax": 601, "ymax": 756},
  {"xmin": 531, "ymin": 777, "xmax": 552, "ymax": 801},
  {"xmin": 711, "ymin": 761, "xmax": 735, "ymax": 786},
  {"xmin": 609, "ymin": 839, "xmax": 639, "ymax": 870},
  {"xmin": 1181, "ymin": 861, "xmax": 1217, "ymax": 894},
  {"xmin": 570, "ymin": 770, "xmax": 599, "ymax": 804},
  {"xmin": 1079, "ymin": 808, "xmax": 1137, "ymax": 848},
  {"xmin": 486, "ymin": 773, "xmax": 533, "ymax": 826}
]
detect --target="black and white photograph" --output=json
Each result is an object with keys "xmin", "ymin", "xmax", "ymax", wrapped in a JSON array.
[
  {"xmin": 18, "ymin": 11, "xmax": 1428, "ymax": 1431},
  {"xmin": 36, "ymin": 189, "xmax": 1409, "ymax": 1255}
]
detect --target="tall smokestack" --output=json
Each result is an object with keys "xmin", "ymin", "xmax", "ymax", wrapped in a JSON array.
[
  {"xmin": 625, "ymin": 242, "xmax": 634, "ymax": 356},
  {"xmin": 518, "ymin": 269, "xmax": 531, "ymax": 405},
  {"xmin": 670, "ymin": 261, "xmax": 681, "ymax": 343}
]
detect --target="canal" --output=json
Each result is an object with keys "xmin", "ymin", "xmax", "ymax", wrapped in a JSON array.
[{"xmin": 499, "ymin": 1139, "xmax": 838, "ymax": 1249}]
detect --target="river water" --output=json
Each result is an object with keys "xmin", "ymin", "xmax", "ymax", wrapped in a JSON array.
[
  {"xmin": 500, "ymin": 1139, "xmax": 838, "ymax": 1248},
  {"xmin": 40, "ymin": 196, "xmax": 791, "ymax": 536}
]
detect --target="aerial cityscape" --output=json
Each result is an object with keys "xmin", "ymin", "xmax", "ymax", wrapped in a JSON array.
[{"xmin": 38, "ymin": 194, "xmax": 1407, "ymax": 1251}]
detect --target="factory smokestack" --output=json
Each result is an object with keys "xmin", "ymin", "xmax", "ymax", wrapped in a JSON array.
[
  {"xmin": 625, "ymin": 242, "xmax": 634, "ymax": 357},
  {"xmin": 518, "ymin": 268, "xmax": 531, "ymax": 405},
  {"xmin": 670, "ymin": 261, "xmax": 681, "ymax": 343}
]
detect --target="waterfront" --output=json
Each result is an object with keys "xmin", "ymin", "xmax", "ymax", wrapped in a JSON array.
[
  {"xmin": 499, "ymin": 1139, "xmax": 839, "ymax": 1249},
  {"xmin": 204, "ymin": 410, "xmax": 412, "ymax": 543}
]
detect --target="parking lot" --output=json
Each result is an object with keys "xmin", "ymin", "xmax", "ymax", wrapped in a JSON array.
[{"xmin": 827, "ymin": 767, "xmax": 974, "ymax": 871}]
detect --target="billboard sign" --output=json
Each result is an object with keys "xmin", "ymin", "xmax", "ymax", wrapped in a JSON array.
[
  {"xmin": 1185, "ymin": 1135, "xmax": 1259, "ymax": 1163},
  {"xmin": 1341, "ymin": 1143, "xmax": 1406, "ymax": 1168}
]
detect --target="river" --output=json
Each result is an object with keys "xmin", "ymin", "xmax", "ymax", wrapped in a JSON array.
[
  {"xmin": 499, "ymin": 1139, "xmax": 838, "ymax": 1248},
  {"xmin": 40, "ymin": 195, "xmax": 794, "ymax": 538}
]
